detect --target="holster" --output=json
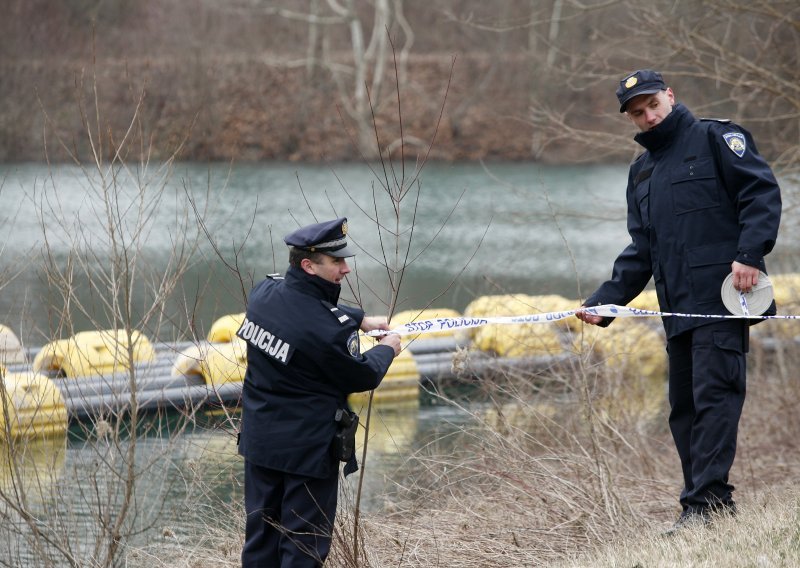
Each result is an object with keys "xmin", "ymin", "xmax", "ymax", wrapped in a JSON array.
[{"xmin": 331, "ymin": 408, "xmax": 359, "ymax": 462}]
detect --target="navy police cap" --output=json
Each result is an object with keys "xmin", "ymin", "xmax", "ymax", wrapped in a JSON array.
[
  {"xmin": 284, "ymin": 217, "xmax": 356, "ymax": 257},
  {"xmin": 616, "ymin": 69, "xmax": 667, "ymax": 113}
]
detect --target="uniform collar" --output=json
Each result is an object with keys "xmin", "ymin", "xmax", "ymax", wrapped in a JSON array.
[
  {"xmin": 284, "ymin": 265, "xmax": 341, "ymax": 304},
  {"xmin": 634, "ymin": 103, "xmax": 695, "ymax": 154}
]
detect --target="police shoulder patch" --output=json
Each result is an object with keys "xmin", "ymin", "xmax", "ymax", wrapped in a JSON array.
[
  {"xmin": 723, "ymin": 132, "xmax": 746, "ymax": 158},
  {"xmin": 346, "ymin": 331, "xmax": 360, "ymax": 358}
]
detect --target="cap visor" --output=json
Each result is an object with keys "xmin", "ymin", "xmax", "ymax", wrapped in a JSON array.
[
  {"xmin": 324, "ymin": 244, "xmax": 357, "ymax": 258},
  {"xmin": 619, "ymin": 88, "xmax": 664, "ymax": 112}
]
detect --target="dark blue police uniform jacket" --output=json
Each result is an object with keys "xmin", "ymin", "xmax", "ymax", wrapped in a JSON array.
[
  {"xmin": 237, "ymin": 266, "xmax": 395, "ymax": 479},
  {"xmin": 585, "ymin": 103, "xmax": 781, "ymax": 338}
]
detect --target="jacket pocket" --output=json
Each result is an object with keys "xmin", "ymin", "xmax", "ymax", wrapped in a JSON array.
[
  {"xmin": 687, "ymin": 242, "xmax": 737, "ymax": 304},
  {"xmin": 671, "ymin": 157, "xmax": 720, "ymax": 214}
]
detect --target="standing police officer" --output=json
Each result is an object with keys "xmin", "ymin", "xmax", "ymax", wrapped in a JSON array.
[
  {"xmin": 576, "ymin": 70, "xmax": 781, "ymax": 531},
  {"xmin": 237, "ymin": 217, "xmax": 401, "ymax": 566}
]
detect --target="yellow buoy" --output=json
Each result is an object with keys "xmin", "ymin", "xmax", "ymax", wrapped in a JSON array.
[
  {"xmin": 465, "ymin": 294, "xmax": 571, "ymax": 357},
  {"xmin": 462, "ymin": 294, "xmax": 523, "ymax": 340},
  {"xmin": 764, "ymin": 273, "xmax": 800, "ymax": 339},
  {"xmin": 32, "ymin": 329, "xmax": 155, "ymax": 378},
  {"xmin": 348, "ymin": 337, "xmax": 420, "ymax": 407},
  {"xmin": 172, "ymin": 339, "xmax": 247, "ymax": 386},
  {"xmin": 527, "ymin": 294, "xmax": 581, "ymax": 331},
  {"xmin": 0, "ymin": 372, "xmax": 68, "ymax": 439},
  {"xmin": 574, "ymin": 318, "xmax": 667, "ymax": 381},
  {"xmin": 391, "ymin": 308, "xmax": 463, "ymax": 344},
  {"xmin": 0, "ymin": 325, "xmax": 25, "ymax": 365},
  {"xmin": 207, "ymin": 313, "xmax": 246, "ymax": 343},
  {"xmin": 472, "ymin": 323, "xmax": 564, "ymax": 358}
]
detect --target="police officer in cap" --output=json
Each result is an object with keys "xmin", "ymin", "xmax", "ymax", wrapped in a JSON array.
[
  {"xmin": 238, "ymin": 217, "xmax": 401, "ymax": 566},
  {"xmin": 576, "ymin": 70, "xmax": 781, "ymax": 532}
]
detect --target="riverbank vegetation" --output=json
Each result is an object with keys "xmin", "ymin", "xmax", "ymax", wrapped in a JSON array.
[
  {"xmin": 2, "ymin": 0, "xmax": 798, "ymax": 170},
  {"xmin": 121, "ymin": 332, "xmax": 800, "ymax": 567}
]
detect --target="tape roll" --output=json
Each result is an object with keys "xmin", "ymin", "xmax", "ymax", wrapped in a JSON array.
[{"xmin": 721, "ymin": 271, "xmax": 773, "ymax": 316}]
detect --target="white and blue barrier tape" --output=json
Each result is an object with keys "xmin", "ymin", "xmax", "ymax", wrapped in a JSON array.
[{"xmin": 367, "ymin": 304, "xmax": 800, "ymax": 337}]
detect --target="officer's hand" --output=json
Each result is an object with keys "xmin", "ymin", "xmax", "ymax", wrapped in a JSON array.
[
  {"xmin": 361, "ymin": 316, "xmax": 390, "ymax": 333},
  {"xmin": 379, "ymin": 333, "xmax": 401, "ymax": 357},
  {"xmin": 575, "ymin": 306, "xmax": 603, "ymax": 326},
  {"xmin": 731, "ymin": 261, "xmax": 759, "ymax": 293}
]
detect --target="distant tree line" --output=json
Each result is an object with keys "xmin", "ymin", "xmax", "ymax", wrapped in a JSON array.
[{"xmin": 1, "ymin": 0, "xmax": 797, "ymax": 169}]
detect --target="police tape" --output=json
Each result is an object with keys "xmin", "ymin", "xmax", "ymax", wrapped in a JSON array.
[{"xmin": 366, "ymin": 304, "xmax": 800, "ymax": 337}]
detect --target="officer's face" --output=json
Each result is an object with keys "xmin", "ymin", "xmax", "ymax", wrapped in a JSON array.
[
  {"xmin": 304, "ymin": 255, "xmax": 351, "ymax": 285},
  {"xmin": 625, "ymin": 88, "xmax": 675, "ymax": 132}
]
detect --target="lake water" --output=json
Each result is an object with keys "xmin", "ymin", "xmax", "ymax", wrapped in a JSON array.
[
  {"xmin": 0, "ymin": 161, "xmax": 638, "ymax": 345},
  {"xmin": 0, "ymin": 160, "xmax": 796, "ymax": 563}
]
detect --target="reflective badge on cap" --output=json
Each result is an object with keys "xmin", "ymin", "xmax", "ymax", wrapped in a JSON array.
[
  {"xmin": 625, "ymin": 76, "xmax": 638, "ymax": 89},
  {"xmin": 347, "ymin": 331, "xmax": 360, "ymax": 358},
  {"xmin": 342, "ymin": 220, "xmax": 348, "ymax": 235},
  {"xmin": 723, "ymin": 132, "xmax": 746, "ymax": 158}
]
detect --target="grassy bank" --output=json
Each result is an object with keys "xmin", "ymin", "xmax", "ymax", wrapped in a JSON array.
[
  {"xmin": 126, "ymin": 330, "xmax": 800, "ymax": 567},
  {"xmin": 559, "ymin": 491, "xmax": 800, "ymax": 567}
]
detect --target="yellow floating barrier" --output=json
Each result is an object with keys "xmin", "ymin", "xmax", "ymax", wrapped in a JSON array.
[
  {"xmin": 527, "ymin": 294, "xmax": 581, "ymax": 331},
  {"xmin": 172, "ymin": 339, "xmax": 247, "ymax": 386},
  {"xmin": 0, "ymin": 325, "xmax": 25, "ymax": 364},
  {"xmin": 32, "ymin": 330, "xmax": 155, "ymax": 378},
  {"xmin": 465, "ymin": 294, "xmax": 571, "ymax": 357},
  {"xmin": 462, "ymin": 294, "xmax": 519, "ymax": 341},
  {"xmin": 473, "ymin": 323, "xmax": 564, "ymax": 358},
  {"xmin": 628, "ymin": 289, "xmax": 660, "ymax": 312},
  {"xmin": 392, "ymin": 308, "xmax": 463, "ymax": 344},
  {"xmin": 349, "ymin": 337, "xmax": 420, "ymax": 407},
  {"xmin": 0, "ymin": 372, "xmax": 68, "ymax": 438},
  {"xmin": 574, "ymin": 318, "xmax": 667, "ymax": 381},
  {"xmin": 762, "ymin": 273, "xmax": 800, "ymax": 339},
  {"xmin": 207, "ymin": 313, "xmax": 245, "ymax": 343}
]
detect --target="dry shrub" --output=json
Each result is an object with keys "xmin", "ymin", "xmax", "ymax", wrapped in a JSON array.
[
  {"xmin": 333, "ymin": 328, "xmax": 800, "ymax": 567},
  {"xmin": 124, "ymin": 326, "xmax": 800, "ymax": 567}
]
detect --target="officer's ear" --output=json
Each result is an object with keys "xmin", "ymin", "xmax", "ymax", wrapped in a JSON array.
[
  {"xmin": 665, "ymin": 87, "xmax": 675, "ymax": 106},
  {"xmin": 300, "ymin": 257, "xmax": 317, "ymax": 275}
]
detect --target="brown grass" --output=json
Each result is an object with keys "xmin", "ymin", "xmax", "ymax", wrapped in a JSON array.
[
  {"xmin": 126, "ymin": 326, "xmax": 800, "ymax": 567},
  {"xmin": 335, "ymin": 329, "xmax": 800, "ymax": 567}
]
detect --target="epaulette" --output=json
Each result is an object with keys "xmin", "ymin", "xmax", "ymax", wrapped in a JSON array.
[
  {"xmin": 320, "ymin": 300, "xmax": 351, "ymax": 325},
  {"xmin": 266, "ymin": 273, "xmax": 284, "ymax": 280},
  {"xmin": 700, "ymin": 118, "xmax": 732, "ymax": 124}
]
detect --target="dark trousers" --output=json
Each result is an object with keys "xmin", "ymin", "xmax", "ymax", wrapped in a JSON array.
[
  {"xmin": 242, "ymin": 460, "xmax": 339, "ymax": 568},
  {"xmin": 667, "ymin": 319, "xmax": 748, "ymax": 511}
]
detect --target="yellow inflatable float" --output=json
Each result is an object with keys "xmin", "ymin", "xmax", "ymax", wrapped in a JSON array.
[
  {"xmin": 172, "ymin": 339, "xmax": 247, "ymax": 386},
  {"xmin": 0, "ymin": 372, "xmax": 68, "ymax": 438},
  {"xmin": 391, "ymin": 308, "xmax": 463, "ymax": 345},
  {"xmin": 32, "ymin": 329, "xmax": 155, "ymax": 378},
  {"xmin": 0, "ymin": 325, "xmax": 26, "ymax": 365},
  {"xmin": 464, "ymin": 294, "xmax": 572, "ymax": 358},
  {"xmin": 206, "ymin": 313, "xmax": 245, "ymax": 343},
  {"xmin": 349, "ymin": 336, "xmax": 420, "ymax": 407}
]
